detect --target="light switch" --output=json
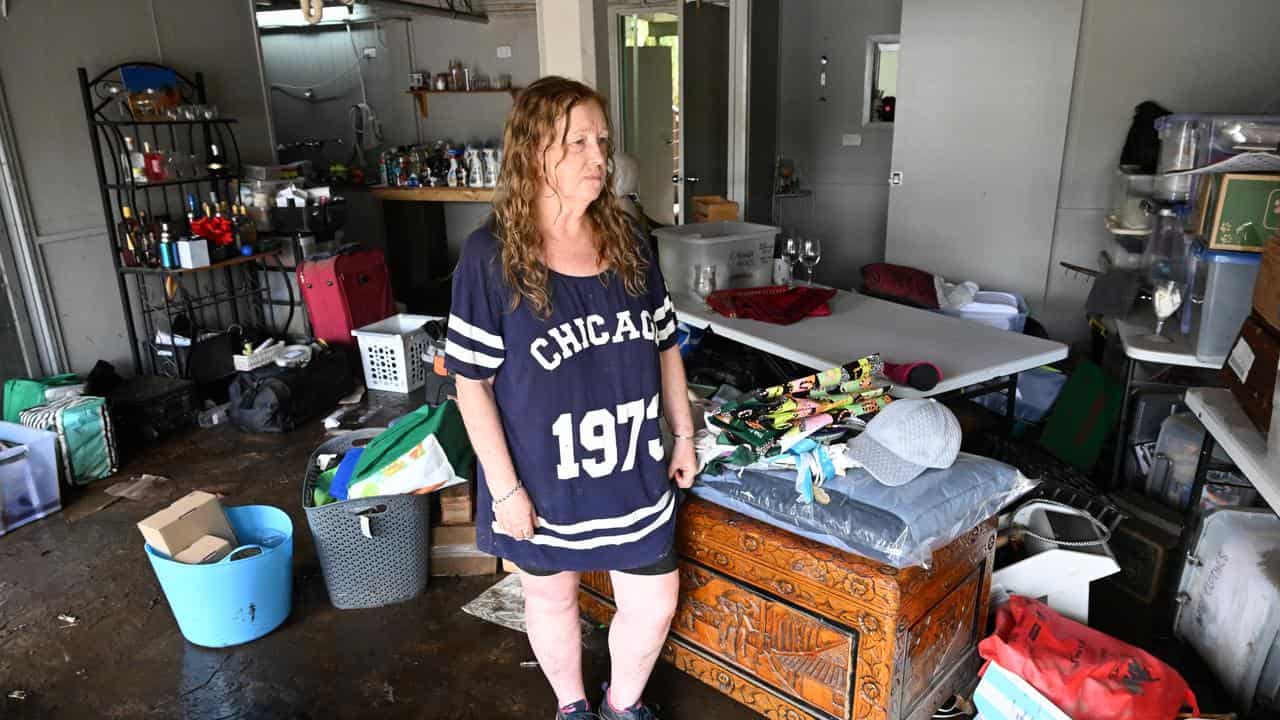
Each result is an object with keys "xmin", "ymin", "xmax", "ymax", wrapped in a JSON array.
[
  {"xmin": 361, "ymin": 46, "xmax": 377, "ymax": 59},
  {"xmin": 497, "ymin": 46, "xmax": 513, "ymax": 59},
  {"xmin": 842, "ymin": 134, "xmax": 863, "ymax": 147}
]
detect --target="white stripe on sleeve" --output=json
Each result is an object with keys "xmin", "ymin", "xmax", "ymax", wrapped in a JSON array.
[
  {"xmin": 448, "ymin": 313, "xmax": 505, "ymax": 351},
  {"xmin": 445, "ymin": 339, "xmax": 504, "ymax": 369}
]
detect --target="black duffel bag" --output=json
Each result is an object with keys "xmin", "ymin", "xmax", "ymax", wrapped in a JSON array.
[{"xmin": 228, "ymin": 346, "xmax": 356, "ymax": 433}]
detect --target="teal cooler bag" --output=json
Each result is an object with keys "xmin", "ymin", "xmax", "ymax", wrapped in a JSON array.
[
  {"xmin": 3, "ymin": 374, "xmax": 82, "ymax": 423},
  {"xmin": 19, "ymin": 396, "xmax": 118, "ymax": 486}
]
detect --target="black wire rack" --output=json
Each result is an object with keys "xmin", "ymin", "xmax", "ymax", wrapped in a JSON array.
[{"xmin": 78, "ymin": 63, "xmax": 292, "ymax": 379}]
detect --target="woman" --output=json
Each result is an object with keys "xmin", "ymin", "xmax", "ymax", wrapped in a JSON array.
[{"xmin": 445, "ymin": 77, "xmax": 697, "ymax": 720}]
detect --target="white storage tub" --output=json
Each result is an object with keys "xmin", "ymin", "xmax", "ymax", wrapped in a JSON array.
[{"xmin": 654, "ymin": 221, "xmax": 778, "ymax": 293}]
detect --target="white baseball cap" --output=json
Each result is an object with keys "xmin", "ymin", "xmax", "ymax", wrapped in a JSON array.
[{"xmin": 846, "ymin": 399, "xmax": 961, "ymax": 486}]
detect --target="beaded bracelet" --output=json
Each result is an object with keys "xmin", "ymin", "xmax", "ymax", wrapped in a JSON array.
[{"xmin": 492, "ymin": 483, "xmax": 524, "ymax": 507}]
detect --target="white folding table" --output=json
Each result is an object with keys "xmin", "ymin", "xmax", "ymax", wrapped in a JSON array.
[
  {"xmin": 673, "ymin": 290, "xmax": 1067, "ymax": 402},
  {"xmin": 1184, "ymin": 387, "xmax": 1279, "ymax": 514}
]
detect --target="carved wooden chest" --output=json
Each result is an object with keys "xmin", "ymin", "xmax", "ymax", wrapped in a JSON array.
[{"xmin": 579, "ymin": 497, "xmax": 997, "ymax": 720}]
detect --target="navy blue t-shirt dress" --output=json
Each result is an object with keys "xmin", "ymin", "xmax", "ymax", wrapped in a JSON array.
[{"xmin": 444, "ymin": 227, "xmax": 679, "ymax": 572}]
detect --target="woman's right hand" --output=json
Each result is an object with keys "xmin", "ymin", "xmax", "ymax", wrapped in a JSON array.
[{"xmin": 494, "ymin": 487, "xmax": 538, "ymax": 541}]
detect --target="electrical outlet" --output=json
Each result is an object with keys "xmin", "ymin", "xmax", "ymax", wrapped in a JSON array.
[
  {"xmin": 841, "ymin": 134, "xmax": 862, "ymax": 147},
  {"xmin": 362, "ymin": 46, "xmax": 377, "ymax": 59},
  {"xmin": 497, "ymin": 46, "xmax": 512, "ymax": 59}
]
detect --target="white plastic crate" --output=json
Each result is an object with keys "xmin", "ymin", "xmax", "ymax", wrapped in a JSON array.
[{"xmin": 351, "ymin": 314, "xmax": 436, "ymax": 393}]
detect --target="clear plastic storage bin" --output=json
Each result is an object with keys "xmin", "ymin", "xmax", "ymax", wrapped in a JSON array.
[
  {"xmin": 653, "ymin": 221, "xmax": 779, "ymax": 293},
  {"xmin": 0, "ymin": 421, "xmax": 61, "ymax": 535},
  {"xmin": 1197, "ymin": 115, "xmax": 1280, "ymax": 164},
  {"xmin": 1194, "ymin": 245, "xmax": 1262, "ymax": 364}
]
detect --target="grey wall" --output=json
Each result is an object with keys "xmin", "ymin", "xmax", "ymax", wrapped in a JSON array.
[
  {"xmin": 408, "ymin": 12, "xmax": 540, "ymax": 256},
  {"xmin": 1042, "ymin": 0, "xmax": 1280, "ymax": 345},
  {"xmin": 744, "ymin": 0, "xmax": 779, "ymax": 225},
  {"xmin": 0, "ymin": 203, "xmax": 28, "ymax": 379},
  {"xmin": 0, "ymin": 0, "xmax": 273, "ymax": 374},
  {"xmin": 776, "ymin": 0, "xmax": 901, "ymax": 288}
]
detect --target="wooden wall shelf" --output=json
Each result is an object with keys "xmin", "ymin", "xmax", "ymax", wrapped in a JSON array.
[
  {"xmin": 405, "ymin": 87, "xmax": 521, "ymax": 118},
  {"xmin": 372, "ymin": 186, "xmax": 495, "ymax": 203}
]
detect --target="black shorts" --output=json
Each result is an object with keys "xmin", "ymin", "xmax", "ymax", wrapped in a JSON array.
[{"xmin": 518, "ymin": 549, "xmax": 678, "ymax": 577}]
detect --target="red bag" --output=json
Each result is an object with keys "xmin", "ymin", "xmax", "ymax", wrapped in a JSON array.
[
  {"xmin": 978, "ymin": 596, "xmax": 1197, "ymax": 720},
  {"xmin": 706, "ymin": 285, "xmax": 836, "ymax": 325},
  {"xmin": 860, "ymin": 262, "xmax": 939, "ymax": 309},
  {"xmin": 297, "ymin": 246, "xmax": 395, "ymax": 344}
]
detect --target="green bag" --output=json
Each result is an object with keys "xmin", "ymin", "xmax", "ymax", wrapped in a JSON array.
[
  {"xmin": 1038, "ymin": 360, "xmax": 1123, "ymax": 471},
  {"xmin": 19, "ymin": 396, "xmax": 118, "ymax": 486},
  {"xmin": 3, "ymin": 374, "xmax": 83, "ymax": 423},
  {"xmin": 349, "ymin": 401, "xmax": 475, "ymax": 496}
]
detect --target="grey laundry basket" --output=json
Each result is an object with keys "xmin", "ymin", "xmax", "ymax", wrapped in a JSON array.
[{"xmin": 302, "ymin": 429, "xmax": 431, "ymax": 609}]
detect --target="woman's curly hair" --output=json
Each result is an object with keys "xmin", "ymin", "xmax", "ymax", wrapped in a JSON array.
[{"xmin": 492, "ymin": 76, "xmax": 646, "ymax": 318}]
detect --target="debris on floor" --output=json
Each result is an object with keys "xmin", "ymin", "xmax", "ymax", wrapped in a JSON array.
[
  {"xmin": 56, "ymin": 613, "xmax": 78, "ymax": 626},
  {"xmin": 105, "ymin": 473, "xmax": 173, "ymax": 502},
  {"xmin": 461, "ymin": 574, "xmax": 593, "ymax": 638},
  {"xmin": 7, "ymin": 690, "xmax": 26, "ymax": 701}
]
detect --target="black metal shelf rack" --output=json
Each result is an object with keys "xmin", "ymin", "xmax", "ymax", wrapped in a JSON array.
[{"xmin": 78, "ymin": 63, "xmax": 287, "ymax": 379}]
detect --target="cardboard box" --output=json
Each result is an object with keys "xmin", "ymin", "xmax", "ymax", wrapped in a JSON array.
[
  {"xmin": 1254, "ymin": 236, "xmax": 1280, "ymax": 333},
  {"xmin": 137, "ymin": 490, "xmax": 237, "ymax": 558},
  {"xmin": 692, "ymin": 195, "xmax": 739, "ymax": 223},
  {"xmin": 173, "ymin": 534, "xmax": 232, "ymax": 564},
  {"xmin": 430, "ymin": 542, "xmax": 498, "ymax": 576},
  {"xmin": 1205, "ymin": 173, "xmax": 1280, "ymax": 252},
  {"xmin": 431, "ymin": 523, "xmax": 477, "ymax": 547},
  {"xmin": 438, "ymin": 482, "xmax": 474, "ymax": 526}
]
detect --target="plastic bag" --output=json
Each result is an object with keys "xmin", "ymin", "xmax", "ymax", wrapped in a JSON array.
[{"xmin": 978, "ymin": 596, "xmax": 1198, "ymax": 720}]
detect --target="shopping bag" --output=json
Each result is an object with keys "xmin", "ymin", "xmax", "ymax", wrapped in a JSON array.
[
  {"xmin": 3, "ymin": 374, "xmax": 82, "ymax": 423},
  {"xmin": 978, "ymin": 595, "xmax": 1198, "ymax": 720},
  {"xmin": 19, "ymin": 396, "xmax": 118, "ymax": 486}
]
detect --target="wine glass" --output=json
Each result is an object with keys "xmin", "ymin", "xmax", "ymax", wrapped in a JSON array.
[
  {"xmin": 800, "ymin": 236, "xmax": 822, "ymax": 286},
  {"xmin": 781, "ymin": 232, "xmax": 800, "ymax": 288},
  {"xmin": 1148, "ymin": 279, "xmax": 1184, "ymax": 344},
  {"xmin": 692, "ymin": 264, "xmax": 718, "ymax": 310}
]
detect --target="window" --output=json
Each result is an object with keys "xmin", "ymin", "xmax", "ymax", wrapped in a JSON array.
[{"xmin": 864, "ymin": 35, "xmax": 900, "ymax": 126}]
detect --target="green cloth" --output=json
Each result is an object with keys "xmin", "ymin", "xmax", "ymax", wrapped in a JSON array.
[
  {"xmin": 313, "ymin": 467, "xmax": 338, "ymax": 507},
  {"xmin": 352, "ymin": 401, "xmax": 475, "ymax": 483},
  {"xmin": 3, "ymin": 374, "xmax": 81, "ymax": 423},
  {"xmin": 1039, "ymin": 360, "xmax": 1123, "ymax": 471}
]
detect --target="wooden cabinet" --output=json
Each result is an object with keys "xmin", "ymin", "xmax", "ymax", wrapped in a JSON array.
[{"xmin": 579, "ymin": 497, "xmax": 997, "ymax": 720}]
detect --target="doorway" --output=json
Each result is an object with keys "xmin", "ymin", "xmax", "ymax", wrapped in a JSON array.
[{"xmin": 613, "ymin": 9, "xmax": 680, "ymax": 225}]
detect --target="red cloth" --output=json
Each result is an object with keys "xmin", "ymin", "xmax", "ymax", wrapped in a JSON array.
[
  {"xmin": 978, "ymin": 596, "xmax": 1198, "ymax": 720},
  {"xmin": 706, "ymin": 285, "xmax": 836, "ymax": 325},
  {"xmin": 861, "ymin": 263, "xmax": 939, "ymax": 309}
]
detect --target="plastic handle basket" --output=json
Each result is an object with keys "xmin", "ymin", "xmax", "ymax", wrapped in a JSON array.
[
  {"xmin": 301, "ymin": 429, "xmax": 432, "ymax": 609},
  {"xmin": 233, "ymin": 344, "xmax": 285, "ymax": 372}
]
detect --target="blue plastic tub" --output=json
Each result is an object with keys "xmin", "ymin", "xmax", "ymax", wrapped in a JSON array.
[{"xmin": 145, "ymin": 505, "xmax": 293, "ymax": 647}]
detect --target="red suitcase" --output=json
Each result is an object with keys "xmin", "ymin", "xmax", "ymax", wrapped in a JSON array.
[{"xmin": 297, "ymin": 246, "xmax": 395, "ymax": 344}]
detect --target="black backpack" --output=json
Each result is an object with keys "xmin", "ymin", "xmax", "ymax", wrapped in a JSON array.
[{"xmin": 228, "ymin": 346, "xmax": 355, "ymax": 433}]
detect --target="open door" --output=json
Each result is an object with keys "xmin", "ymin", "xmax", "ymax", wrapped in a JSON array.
[
  {"xmin": 884, "ymin": 0, "xmax": 1082, "ymax": 301},
  {"xmin": 617, "ymin": 12, "xmax": 679, "ymax": 226},
  {"xmin": 678, "ymin": 0, "xmax": 730, "ymax": 223}
]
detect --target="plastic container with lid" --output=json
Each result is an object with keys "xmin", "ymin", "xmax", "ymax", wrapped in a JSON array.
[
  {"xmin": 654, "ymin": 221, "xmax": 779, "ymax": 293},
  {"xmin": 1197, "ymin": 115, "xmax": 1280, "ymax": 164},
  {"xmin": 1154, "ymin": 114, "xmax": 1202, "ymax": 202},
  {"xmin": 1193, "ymin": 243, "xmax": 1262, "ymax": 364}
]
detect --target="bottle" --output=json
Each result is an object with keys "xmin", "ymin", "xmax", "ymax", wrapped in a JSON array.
[
  {"xmin": 137, "ymin": 210, "xmax": 158, "ymax": 267},
  {"xmin": 159, "ymin": 223, "xmax": 175, "ymax": 269},
  {"xmin": 482, "ymin": 147, "xmax": 498, "ymax": 188},
  {"xmin": 143, "ymin": 141, "xmax": 166, "ymax": 182},
  {"xmin": 123, "ymin": 136, "xmax": 147, "ymax": 185},
  {"xmin": 119, "ymin": 231, "xmax": 139, "ymax": 268},
  {"xmin": 466, "ymin": 146, "xmax": 484, "ymax": 188},
  {"xmin": 207, "ymin": 143, "xmax": 227, "ymax": 177},
  {"xmin": 234, "ymin": 204, "xmax": 257, "ymax": 251},
  {"xmin": 116, "ymin": 206, "xmax": 140, "ymax": 267}
]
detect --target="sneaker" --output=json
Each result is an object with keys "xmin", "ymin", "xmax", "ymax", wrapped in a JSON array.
[
  {"xmin": 597, "ymin": 684, "xmax": 660, "ymax": 720},
  {"xmin": 556, "ymin": 699, "xmax": 596, "ymax": 720}
]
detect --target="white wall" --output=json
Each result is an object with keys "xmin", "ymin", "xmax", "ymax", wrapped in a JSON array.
[
  {"xmin": 0, "ymin": 0, "xmax": 273, "ymax": 374},
  {"xmin": 775, "ymin": 0, "xmax": 902, "ymax": 289},
  {"xmin": 1042, "ymin": 0, "xmax": 1280, "ymax": 345}
]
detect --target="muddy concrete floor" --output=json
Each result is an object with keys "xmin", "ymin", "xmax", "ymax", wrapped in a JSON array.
[{"xmin": 0, "ymin": 421, "xmax": 750, "ymax": 719}]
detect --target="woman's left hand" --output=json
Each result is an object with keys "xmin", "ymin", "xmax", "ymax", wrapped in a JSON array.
[{"xmin": 668, "ymin": 439, "xmax": 698, "ymax": 489}]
